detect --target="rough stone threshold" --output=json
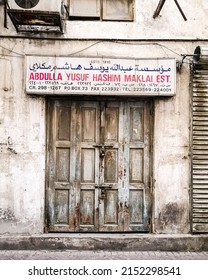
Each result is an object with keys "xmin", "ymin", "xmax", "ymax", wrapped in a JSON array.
[{"xmin": 0, "ymin": 234, "xmax": 208, "ymax": 251}]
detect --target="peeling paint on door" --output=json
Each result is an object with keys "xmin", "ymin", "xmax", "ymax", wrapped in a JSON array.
[{"xmin": 47, "ymin": 99, "xmax": 152, "ymax": 232}]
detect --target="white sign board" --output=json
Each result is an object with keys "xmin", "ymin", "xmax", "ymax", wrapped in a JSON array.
[{"xmin": 26, "ymin": 56, "xmax": 176, "ymax": 96}]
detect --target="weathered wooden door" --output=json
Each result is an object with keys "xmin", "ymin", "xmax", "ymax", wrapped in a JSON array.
[{"xmin": 47, "ymin": 99, "xmax": 152, "ymax": 232}]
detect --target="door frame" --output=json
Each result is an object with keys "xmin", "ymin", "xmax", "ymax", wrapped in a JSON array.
[{"xmin": 45, "ymin": 96, "xmax": 154, "ymax": 233}]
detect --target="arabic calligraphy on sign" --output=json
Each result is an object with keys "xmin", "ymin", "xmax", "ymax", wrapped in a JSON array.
[
  {"xmin": 26, "ymin": 56, "xmax": 176, "ymax": 96},
  {"xmin": 29, "ymin": 62, "xmax": 171, "ymax": 75}
]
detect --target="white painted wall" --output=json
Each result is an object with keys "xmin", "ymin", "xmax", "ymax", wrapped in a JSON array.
[
  {"xmin": 0, "ymin": 0, "xmax": 206, "ymax": 234},
  {"xmin": 2, "ymin": 0, "xmax": 208, "ymax": 40},
  {"xmin": 0, "ymin": 50, "xmax": 46, "ymax": 234},
  {"xmin": 154, "ymin": 60, "xmax": 191, "ymax": 233},
  {"xmin": 64, "ymin": 0, "xmax": 208, "ymax": 40}
]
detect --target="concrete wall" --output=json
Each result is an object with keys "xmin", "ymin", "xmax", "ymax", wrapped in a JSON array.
[
  {"xmin": 154, "ymin": 59, "xmax": 191, "ymax": 234},
  {"xmin": 0, "ymin": 43, "xmax": 45, "ymax": 234},
  {"xmin": 64, "ymin": 0, "xmax": 208, "ymax": 40},
  {"xmin": 0, "ymin": 0, "xmax": 207, "ymax": 234},
  {"xmin": 2, "ymin": 0, "xmax": 208, "ymax": 40}
]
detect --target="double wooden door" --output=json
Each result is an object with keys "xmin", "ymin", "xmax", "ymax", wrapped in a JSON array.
[{"xmin": 47, "ymin": 99, "xmax": 152, "ymax": 232}]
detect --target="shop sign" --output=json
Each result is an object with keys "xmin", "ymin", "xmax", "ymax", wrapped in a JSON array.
[{"xmin": 26, "ymin": 56, "xmax": 176, "ymax": 96}]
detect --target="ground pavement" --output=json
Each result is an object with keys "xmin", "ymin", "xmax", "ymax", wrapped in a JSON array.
[{"xmin": 0, "ymin": 250, "xmax": 208, "ymax": 260}]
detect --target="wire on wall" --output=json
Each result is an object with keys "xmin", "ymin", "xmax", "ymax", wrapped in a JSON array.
[{"xmin": 0, "ymin": 40, "xmax": 194, "ymax": 66}]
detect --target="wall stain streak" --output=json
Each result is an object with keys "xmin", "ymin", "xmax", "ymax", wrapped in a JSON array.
[
  {"xmin": 158, "ymin": 202, "xmax": 186, "ymax": 232},
  {"xmin": 0, "ymin": 208, "xmax": 17, "ymax": 221}
]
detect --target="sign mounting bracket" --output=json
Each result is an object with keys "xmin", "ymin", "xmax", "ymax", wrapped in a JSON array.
[{"xmin": 153, "ymin": 0, "xmax": 187, "ymax": 21}]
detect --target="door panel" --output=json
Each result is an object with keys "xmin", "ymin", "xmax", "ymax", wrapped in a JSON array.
[
  {"xmin": 47, "ymin": 99, "xmax": 151, "ymax": 232},
  {"xmin": 99, "ymin": 102, "xmax": 122, "ymax": 231}
]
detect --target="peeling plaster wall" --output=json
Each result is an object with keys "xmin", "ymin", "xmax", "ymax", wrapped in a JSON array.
[
  {"xmin": 63, "ymin": 0, "xmax": 208, "ymax": 40},
  {"xmin": 0, "ymin": 42, "xmax": 46, "ymax": 234},
  {"xmin": 1, "ymin": 0, "xmax": 208, "ymax": 40},
  {"xmin": 0, "ymin": 0, "xmax": 207, "ymax": 234},
  {"xmin": 153, "ymin": 54, "xmax": 191, "ymax": 233},
  {"xmin": 0, "ymin": 39, "xmax": 194, "ymax": 234}
]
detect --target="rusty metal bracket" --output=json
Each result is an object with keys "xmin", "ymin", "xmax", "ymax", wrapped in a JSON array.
[
  {"xmin": 93, "ymin": 144, "xmax": 114, "ymax": 148},
  {"xmin": 93, "ymin": 143, "xmax": 114, "ymax": 158},
  {"xmin": 95, "ymin": 184, "xmax": 113, "ymax": 189},
  {"xmin": 4, "ymin": 0, "xmax": 8, "ymax": 29},
  {"xmin": 153, "ymin": 0, "xmax": 187, "ymax": 21},
  {"xmin": 173, "ymin": 0, "xmax": 187, "ymax": 21},
  {"xmin": 153, "ymin": 0, "xmax": 166, "ymax": 19},
  {"xmin": 96, "ymin": 184, "xmax": 113, "ymax": 200}
]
